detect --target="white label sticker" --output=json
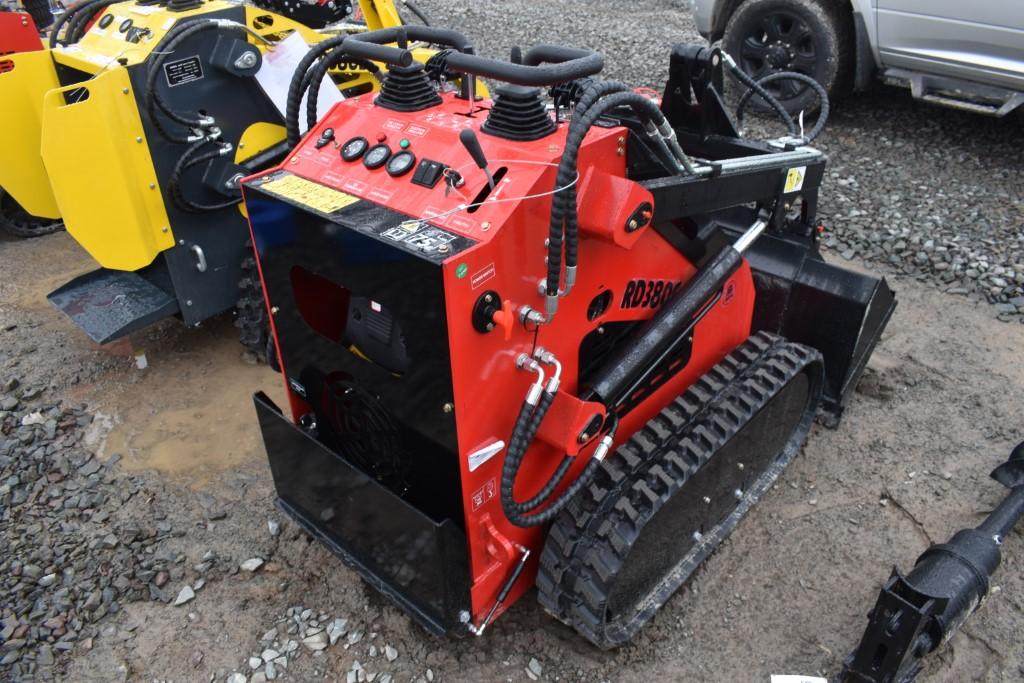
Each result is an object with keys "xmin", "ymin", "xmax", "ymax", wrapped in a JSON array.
[
  {"xmin": 468, "ymin": 441, "xmax": 505, "ymax": 472},
  {"xmin": 255, "ymin": 33, "xmax": 344, "ymax": 132}
]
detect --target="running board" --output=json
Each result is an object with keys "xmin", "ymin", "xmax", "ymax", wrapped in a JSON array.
[
  {"xmin": 882, "ymin": 67, "xmax": 1024, "ymax": 117},
  {"xmin": 47, "ymin": 267, "xmax": 179, "ymax": 344}
]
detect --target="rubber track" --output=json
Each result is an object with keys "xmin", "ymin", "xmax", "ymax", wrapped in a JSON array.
[
  {"xmin": 235, "ymin": 246, "xmax": 274, "ymax": 365},
  {"xmin": 536, "ymin": 332, "xmax": 823, "ymax": 648},
  {"xmin": 0, "ymin": 188, "xmax": 64, "ymax": 239}
]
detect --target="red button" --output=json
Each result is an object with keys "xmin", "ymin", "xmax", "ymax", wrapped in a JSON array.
[{"xmin": 377, "ymin": 133, "xmax": 388, "ymax": 143}]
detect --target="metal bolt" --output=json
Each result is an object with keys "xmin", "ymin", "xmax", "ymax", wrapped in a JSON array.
[
  {"xmin": 271, "ymin": 306, "xmax": 279, "ymax": 315},
  {"xmin": 443, "ymin": 403, "xmax": 454, "ymax": 413},
  {"xmin": 628, "ymin": 219, "xmax": 638, "ymax": 230},
  {"xmin": 178, "ymin": 239, "xmax": 185, "ymax": 245},
  {"xmin": 439, "ymin": 244, "xmax": 450, "ymax": 253},
  {"xmin": 234, "ymin": 51, "xmax": 259, "ymax": 70},
  {"xmin": 484, "ymin": 294, "xmax": 493, "ymax": 303},
  {"xmin": 185, "ymin": 300, "xmax": 193, "ymax": 307},
  {"xmin": 617, "ymin": 136, "xmax": 626, "ymax": 145},
  {"xmin": 692, "ymin": 531, "xmax": 703, "ymax": 542},
  {"xmin": 738, "ymin": 463, "xmax": 745, "ymax": 471},
  {"xmin": 481, "ymin": 221, "xmax": 491, "ymax": 231},
  {"xmin": 149, "ymin": 183, "xmax": 156, "ymax": 189},
  {"xmin": 122, "ymin": 88, "xmax": 129, "ymax": 95},
  {"xmin": 734, "ymin": 489, "xmax": 743, "ymax": 500},
  {"xmin": 703, "ymin": 496, "xmax": 711, "ymax": 504},
  {"xmin": 458, "ymin": 610, "xmax": 471, "ymax": 624},
  {"xmin": 136, "ymin": 137, "xmax": 142, "ymax": 143},
  {"xmin": 161, "ymin": 226, "xmax": 169, "ymax": 233},
  {"xmin": 485, "ymin": 322, "xmax": 494, "ymax": 331},
  {"xmin": 578, "ymin": 433, "xmax": 589, "ymax": 443}
]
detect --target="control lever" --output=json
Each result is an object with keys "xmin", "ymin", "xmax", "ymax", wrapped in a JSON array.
[{"xmin": 459, "ymin": 129, "xmax": 494, "ymax": 190}]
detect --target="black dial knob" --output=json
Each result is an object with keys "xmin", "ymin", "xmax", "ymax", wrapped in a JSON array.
[
  {"xmin": 340, "ymin": 136, "xmax": 368, "ymax": 162},
  {"xmin": 386, "ymin": 151, "xmax": 417, "ymax": 177},
  {"xmin": 363, "ymin": 143, "xmax": 392, "ymax": 170}
]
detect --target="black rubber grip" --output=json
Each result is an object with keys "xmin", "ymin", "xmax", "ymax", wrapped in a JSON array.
[
  {"xmin": 343, "ymin": 25, "xmax": 475, "ymax": 66},
  {"xmin": 445, "ymin": 49, "xmax": 603, "ymax": 87},
  {"xmin": 459, "ymin": 129, "xmax": 488, "ymax": 170}
]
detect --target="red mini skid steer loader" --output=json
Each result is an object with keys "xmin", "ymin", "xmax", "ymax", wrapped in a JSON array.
[{"xmin": 242, "ymin": 27, "xmax": 895, "ymax": 647}]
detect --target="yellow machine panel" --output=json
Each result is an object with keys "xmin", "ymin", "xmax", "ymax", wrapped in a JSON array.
[
  {"xmin": 40, "ymin": 68, "xmax": 173, "ymax": 271},
  {"xmin": 0, "ymin": 50, "xmax": 61, "ymax": 219}
]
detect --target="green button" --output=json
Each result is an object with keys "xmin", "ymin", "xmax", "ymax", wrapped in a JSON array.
[{"xmin": 399, "ymin": 138, "xmax": 410, "ymax": 149}]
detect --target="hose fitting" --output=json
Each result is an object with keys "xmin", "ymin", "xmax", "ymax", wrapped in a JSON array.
[
  {"xmin": 516, "ymin": 354, "xmax": 545, "ymax": 406},
  {"xmin": 593, "ymin": 433, "xmax": 615, "ymax": 462},
  {"xmin": 534, "ymin": 347, "xmax": 562, "ymax": 394},
  {"xmin": 564, "ymin": 266, "xmax": 577, "ymax": 295}
]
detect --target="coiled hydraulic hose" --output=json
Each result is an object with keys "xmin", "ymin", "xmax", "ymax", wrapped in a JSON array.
[
  {"xmin": 304, "ymin": 48, "xmax": 380, "ymax": 133},
  {"xmin": 286, "ymin": 35, "xmax": 349, "ymax": 147},
  {"xmin": 65, "ymin": 0, "xmax": 121, "ymax": 45},
  {"xmin": 145, "ymin": 19, "xmax": 225, "ymax": 142},
  {"xmin": 501, "ymin": 388, "xmax": 618, "ymax": 527},
  {"xmin": 722, "ymin": 53, "xmax": 797, "ymax": 138},
  {"xmin": 736, "ymin": 70, "xmax": 830, "ymax": 142},
  {"xmin": 167, "ymin": 138, "xmax": 240, "ymax": 213},
  {"xmin": 49, "ymin": 0, "xmax": 108, "ymax": 48}
]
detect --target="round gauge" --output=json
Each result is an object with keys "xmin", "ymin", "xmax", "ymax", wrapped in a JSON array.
[
  {"xmin": 118, "ymin": 18, "xmax": 133, "ymax": 33},
  {"xmin": 98, "ymin": 14, "xmax": 114, "ymax": 29},
  {"xmin": 363, "ymin": 143, "xmax": 392, "ymax": 170},
  {"xmin": 340, "ymin": 136, "xmax": 368, "ymax": 162},
  {"xmin": 386, "ymin": 151, "xmax": 417, "ymax": 178}
]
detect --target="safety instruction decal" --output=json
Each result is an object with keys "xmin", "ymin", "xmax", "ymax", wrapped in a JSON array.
[
  {"xmin": 784, "ymin": 166, "xmax": 806, "ymax": 193},
  {"xmin": 260, "ymin": 174, "xmax": 361, "ymax": 214},
  {"xmin": 164, "ymin": 56, "xmax": 204, "ymax": 87}
]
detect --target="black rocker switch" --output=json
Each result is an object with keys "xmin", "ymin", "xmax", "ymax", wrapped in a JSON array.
[
  {"xmin": 412, "ymin": 159, "xmax": 446, "ymax": 188},
  {"xmin": 315, "ymin": 127, "xmax": 335, "ymax": 149}
]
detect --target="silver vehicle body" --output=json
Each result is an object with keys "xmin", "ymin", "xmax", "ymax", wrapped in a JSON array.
[{"xmin": 692, "ymin": 0, "xmax": 1024, "ymax": 115}]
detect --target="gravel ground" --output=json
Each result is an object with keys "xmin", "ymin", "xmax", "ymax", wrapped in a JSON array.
[{"xmin": 2, "ymin": 1, "xmax": 1023, "ymax": 682}]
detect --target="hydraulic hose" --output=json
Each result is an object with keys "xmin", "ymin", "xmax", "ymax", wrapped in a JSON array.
[
  {"xmin": 544, "ymin": 90, "xmax": 678, "ymax": 312},
  {"xmin": 49, "ymin": 0, "xmax": 106, "ymax": 48},
  {"xmin": 65, "ymin": 0, "xmax": 120, "ymax": 45},
  {"xmin": 400, "ymin": 0, "xmax": 430, "ymax": 25},
  {"xmin": 304, "ymin": 49, "xmax": 380, "ymax": 133},
  {"xmin": 501, "ymin": 407, "xmax": 618, "ymax": 528},
  {"xmin": 736, "ymin": 70, "xmax": 830, "ymax": 142},
  {"xmin": 145, "ymin": 19, "xmax": 225, "ymax": 142},
  {"xmin": 722, "ymin": 54, "xmax": 797, "ymax": 138},
  {"xmin": 286, "ymin": 35, "xmax": 349, "ymax": 147},
  {"xmin": 168, "ymin": 139, "xmax": 240, "ymax": 213}
]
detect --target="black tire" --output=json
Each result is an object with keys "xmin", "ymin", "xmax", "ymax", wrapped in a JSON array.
[
  {"xmin": 723, "ymin": 0, "xmax": 850, "ymax": 115},
  {"xmin": 22, "ymin": 0, "xmax": 54, "ymax": 29},
  {"xmin": 236, "ymin": 245, "xmax": 280, "ymax": 371},
  {"xmin": 0, "ymin": 187, "xmax": 64, "ymax": 239},
  {"xmin": 537, "ymin": 332, "xmax": 823, "ymax": 648}
]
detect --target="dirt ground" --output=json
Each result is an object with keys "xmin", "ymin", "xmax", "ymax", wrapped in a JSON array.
[
  {"xmin": 3, "ymin": 7, "xmax": 1024, "ymax": 683},
  {"xmin": 2, "ymin": 186, "xmax": 1023, "ymax": 683}
]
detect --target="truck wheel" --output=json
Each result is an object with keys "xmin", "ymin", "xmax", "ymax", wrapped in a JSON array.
[{"xmin": 722, "ymin": 0, "xmax": 850, "ymax": 115}]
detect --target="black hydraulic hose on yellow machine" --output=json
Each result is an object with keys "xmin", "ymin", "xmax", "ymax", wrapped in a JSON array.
[
  {"xmin": 286, "ymin": 35, "xmax": 349, "ymax": 147},
  {"xmin": 304, "ymin": 50, "xmax": 380, "ymax": 133}
]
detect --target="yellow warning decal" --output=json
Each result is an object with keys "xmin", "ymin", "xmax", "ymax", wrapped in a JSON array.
[
  {"xmin": 784, "ymin": 166, "xmax": 806, "ymax": 193},
  {"xmin": 259, "ymin": 174, "xmax": 360, "ymax": 214}
]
